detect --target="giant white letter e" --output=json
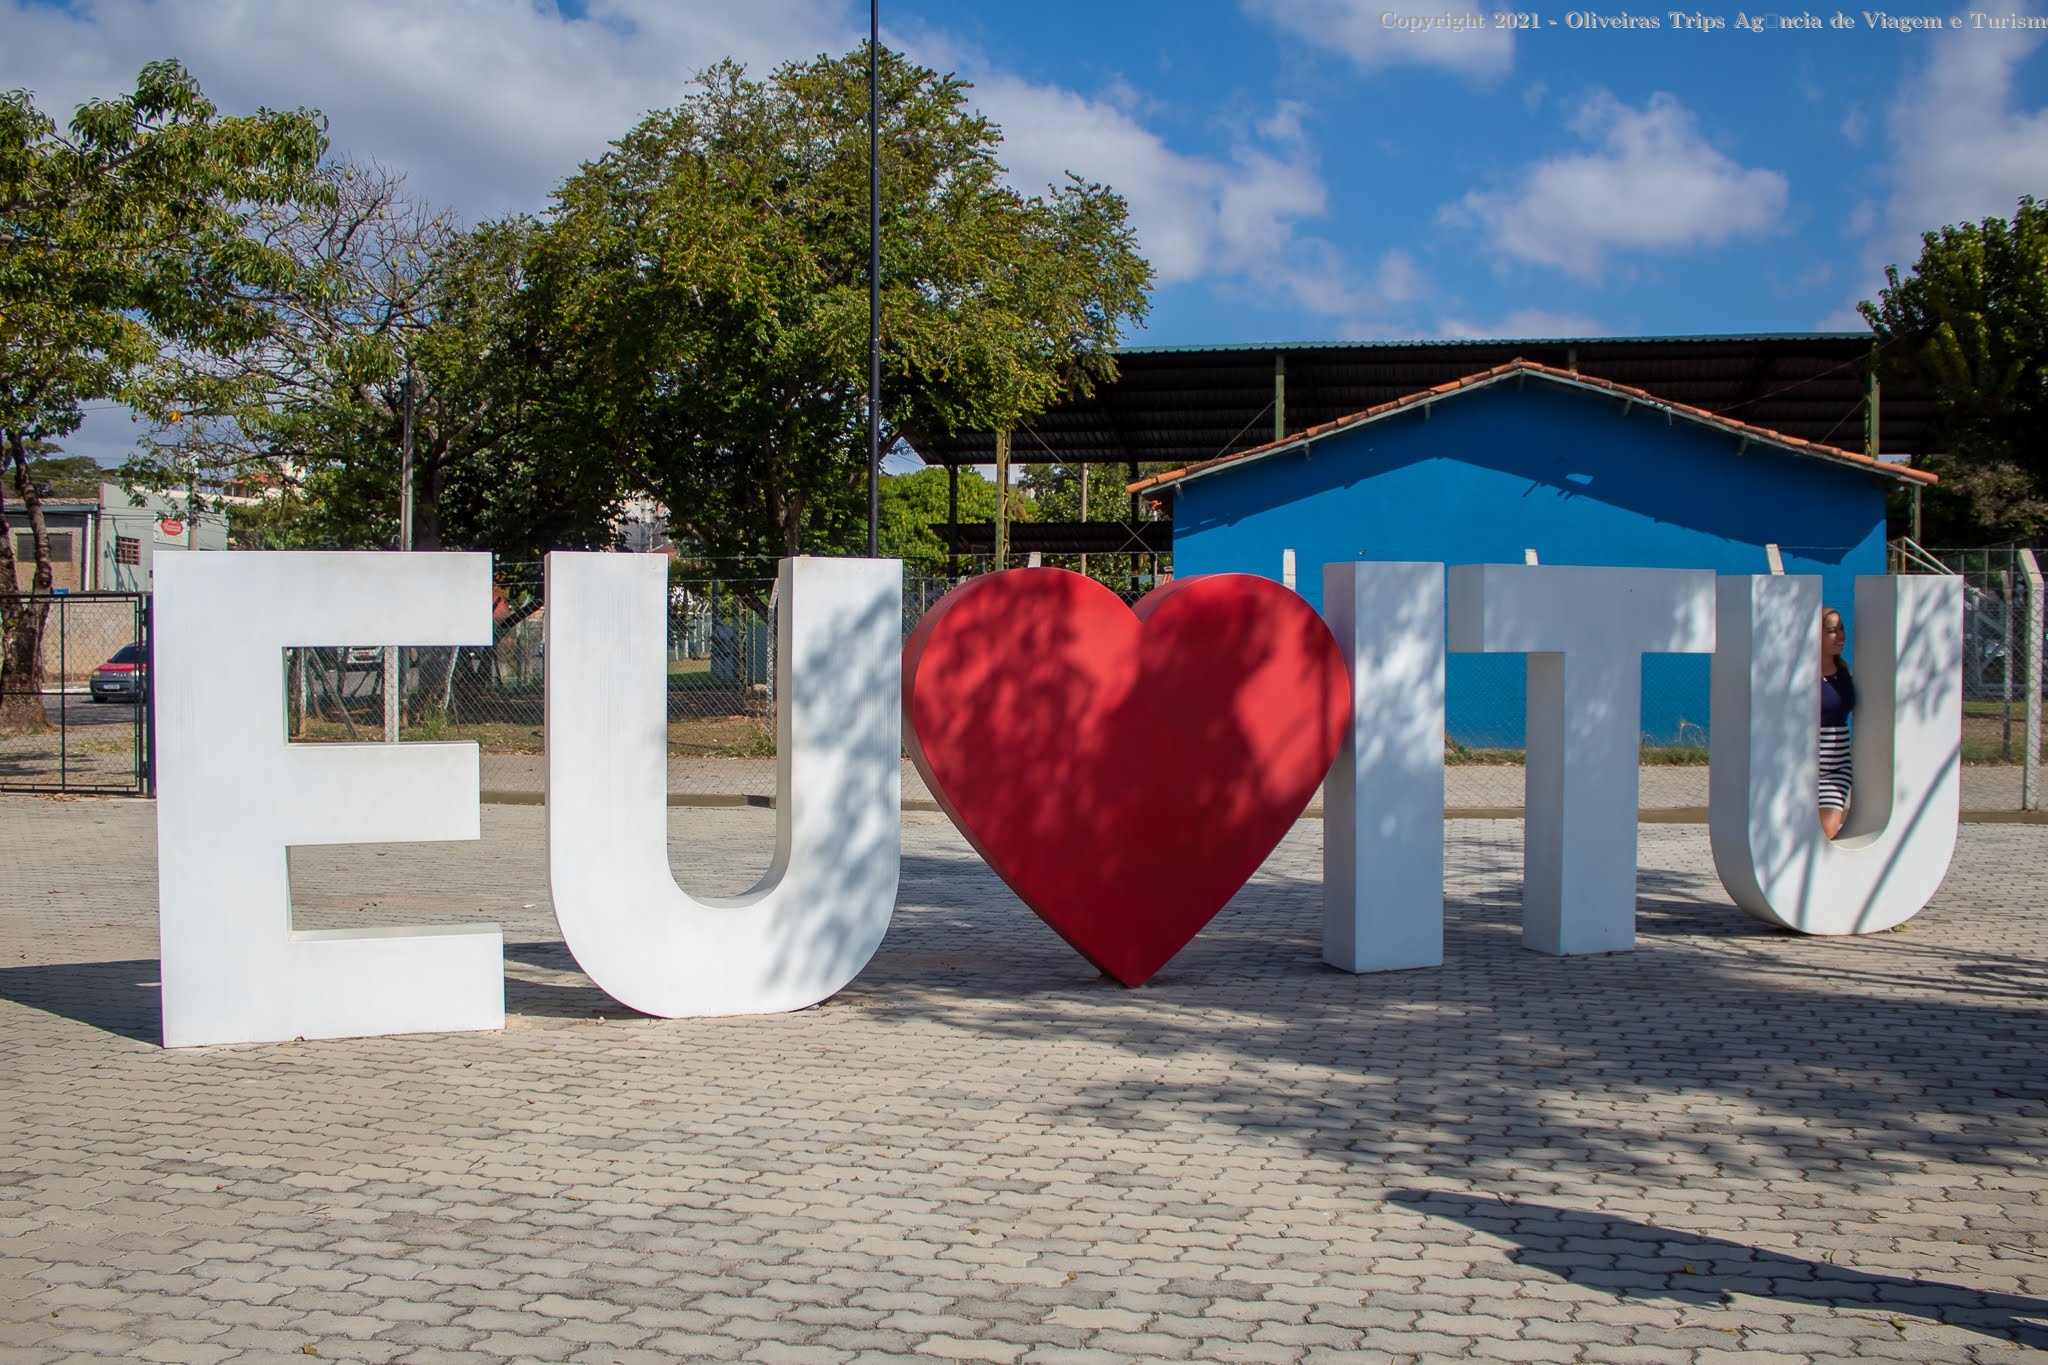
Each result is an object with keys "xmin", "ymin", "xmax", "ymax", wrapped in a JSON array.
[{"xmin": 155, "ymin": 552, "xmax": 502, "ymax": 1047}]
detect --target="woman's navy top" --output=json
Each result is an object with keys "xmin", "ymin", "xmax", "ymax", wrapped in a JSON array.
[{"xmin": 1821, "ymin": 666, "xmax": 1856, "ymax": 727}]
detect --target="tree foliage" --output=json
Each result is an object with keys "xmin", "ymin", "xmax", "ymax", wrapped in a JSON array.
[
  {"xmin": 538, "ymin": 47, "xmax": 1152, "ymax": 579},
  {"xmin": 14, "ymin": 446, "xmax": 104, "ymax": 499},
  {"xmin": 877, "ymin": 466, "xmax": 1023, "ymax": 575},
  {"xmin": 1862, "ymin": 196, "xmax": 2048, "ymax": 543},
  {"xmin": 129, "ymin": 162, "xmax": 619, "ymax": 562},
  {"xmin": 0, "ymin": 61, "xmax": 325, "ymax": 729}
]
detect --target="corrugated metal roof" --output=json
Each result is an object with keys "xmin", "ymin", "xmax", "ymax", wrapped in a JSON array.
[
  {"xmin": 1126, "ymin": 359, "xmax": 1937, "ymax": 497},
  {"xmin": 910, "ymin": 333, "xmax": 1933, "ymax": 469},
  {"xmin": 1119, "ymin": 331, "xmax": 1872, "ymax": 356}
]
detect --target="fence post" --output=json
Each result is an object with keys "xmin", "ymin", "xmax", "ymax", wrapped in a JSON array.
[
  {"xmin": 142, "ymin": 593, "xmax": 156, "ymax": 796},
  {"xmin": 2002, "ymin": 568, "xmax": 2015, "ymax": 760},
  {"xmin": 2023, "ymin": 548, "xmax": 2044, "ymax": 812},
  {"xmin": 56, "ymin": 593, "xmax": 67, "ymax": 788}
]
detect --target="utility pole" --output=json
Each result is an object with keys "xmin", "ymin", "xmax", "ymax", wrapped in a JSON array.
[
  {"xmin": 866, "ymin": 0, "xmax": 882, "ymax": 558},
  {"xmin": 384, "ymin": 366, "xmax": 415, "ymax": 744}
]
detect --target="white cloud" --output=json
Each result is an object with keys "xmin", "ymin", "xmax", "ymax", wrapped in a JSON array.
[
  {"xmin": 3, "ymin": 0, "xmax": 1419, "ymax": 336},
  {"xmin": 1857, "ymin": 8, "xmax": 2048, "ymax": 282},
  {"xmin": 1435, "ymin": 308, "xmax": 1605, "ymax": 340},
  {"xmin": 0, "ymin": 0, "xmax": 851, "ymax": 221},
  {"xmin": 1243, "ymin": 0, "xmax": 1513, "ymax": 78},
  {"xmin": 1443, "ymin": 91, "xmax": 1789, "ymax": 281},
  {"xmin": 954, "ymin": 67, "xmax": 1417, "ymax": 328}
]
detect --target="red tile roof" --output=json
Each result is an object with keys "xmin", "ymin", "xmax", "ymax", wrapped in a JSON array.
[{"xmin": 1126, "ymin": 358, "xmax": 1938, "ymax": 496}]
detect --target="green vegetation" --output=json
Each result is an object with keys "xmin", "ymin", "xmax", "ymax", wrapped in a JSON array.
[
  {"xmin": 538, "ymin": 49, "xmax": 1150, "ymax": 580},
  {"xmin": 878, "ymin": 466, "xmax": 1018, "ymax": 575},
  {"xmin": 59, "ymin": 47, "xmax": 1150, "ymax": 598},
  {"xmin": 1442, "ymin": 742, "xmax": 1712, "ymax": 766},
  {"xmin": 1863, "ymin": 196, "xmax": 2048, "ymax": 543},
  {"xmin": 2, "ymin": 61, "xmax": 325, "ymax": 731}
]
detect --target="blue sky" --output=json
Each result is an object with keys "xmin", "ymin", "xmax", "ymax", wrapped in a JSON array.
[{"xmin": 5, "ymin": 0, "xmax": 2047, "ymax": 459}]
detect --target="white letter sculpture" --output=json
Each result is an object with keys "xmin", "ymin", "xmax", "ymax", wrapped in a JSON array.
[
  {"xmin": 545, "ymin": 553, "xmax": 903, "ymax": 1016},
  {"xmin": 1448, "ymin": 564, "xmax": 1716, "ymax": 955},
  {"xmin": 1323, "ymin": 561, "xmax": 1446, "ymax": 972},
  {"xmin": 1709, "ymin": 574, "xmax": 1962, "ymax": 933},
  {"xmin": 156, "ymin": 552, "xmax": 501, "ymax": 1048}
]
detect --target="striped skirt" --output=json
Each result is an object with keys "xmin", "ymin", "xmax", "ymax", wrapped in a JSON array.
[{"xmin": 1818, "ymin": 723, "xmax": 1853, "ymax": 810}]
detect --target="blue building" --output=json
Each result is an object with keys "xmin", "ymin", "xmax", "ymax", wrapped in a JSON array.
[{"xmin": 1130, "ymin": 359, "xmax": 1936, "ymax": 748}]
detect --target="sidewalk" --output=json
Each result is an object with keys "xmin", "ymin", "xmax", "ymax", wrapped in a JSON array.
[
  {"xmin": 2, "ymin": 794, "xmax": 2045, "ymax": 1362},
  {"xmin": 477, "ymin": 754, "xmax": 2043, "ymax": 819}
]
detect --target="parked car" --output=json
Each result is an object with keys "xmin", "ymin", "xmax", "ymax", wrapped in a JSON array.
[{"xmin": 89, "ymin": 643, "xmax": 148, "ymax": 704}]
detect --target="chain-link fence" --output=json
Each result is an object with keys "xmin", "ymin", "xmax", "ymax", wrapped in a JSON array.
[
  {"xmin": 1439, "ymin": 651, "xmax": 1713, "ymax": 814},
  {"xmin": 275, "ymin": 552, "xmax": 2045, "ymax": 815},
  {"xmin": 282, "ymin": 568, "xmax": 976, "ymax": 801},
  {"xmin": 0, "ymin": 592, "xmax": 152, "ymax": 794},
  {"xmin": 1917, "ymin": 545, "xmax": 2046, "ymax": 811}
]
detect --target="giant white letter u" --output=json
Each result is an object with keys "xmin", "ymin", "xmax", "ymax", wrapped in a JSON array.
[
  {"xmin": 544, "ymin": 553, "xmax": 903, "ymax": 1015},
  {"xmin": 1709, "ymin": 573, "xmax": 1963, "ymax": 934}
]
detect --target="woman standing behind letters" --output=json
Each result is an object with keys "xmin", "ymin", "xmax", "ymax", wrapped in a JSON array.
[{"xmin": 1818, "ymin": 607, "xmax": 1855, "ymax": 838}]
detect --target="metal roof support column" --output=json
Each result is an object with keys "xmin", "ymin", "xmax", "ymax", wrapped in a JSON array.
[
  {"xmin": 1128, "ymin": 459, "xmax": 1141, "ymax": 586},
  {"xmin": 1078, "ymin": 465, "xmax": 1089, "ymax": 579},
  {"xmin": 994, "ymin": 429, "xmax": 1010, "ymax": 571},
  {"xmin": 1274, "ymin": 354, "xmax": 1287, "ymax": 443},
  {"xmin": 947, "ymin": 462, "xmax": 959, "ymax": 578}
]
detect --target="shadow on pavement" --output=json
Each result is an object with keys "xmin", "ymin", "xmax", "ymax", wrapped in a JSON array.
[
  {"xmin": 849, "ymin": 845, "xmax": 2048, "ymax": 1186},
  {"xmin": 0, "ymin": 958, "xmax": 160, "ymax": 1044},
  {"xmin": 1388, "ymin": 1189, "xmax": 2048, "ymax": 1349}
]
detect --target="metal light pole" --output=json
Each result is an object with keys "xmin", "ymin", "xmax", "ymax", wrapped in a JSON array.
[
  {"xmin": 384, "ymin": 366, "xmax": 415, "ymax": 744},
  {"xmin": 866, "ymin": 0, "xmax": 882, "ymax": 558}
]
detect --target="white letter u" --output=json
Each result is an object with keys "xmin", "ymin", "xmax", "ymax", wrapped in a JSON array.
[
  {"xmin": 544, "ymin": 553, "xmax": 903, "ymax": 1015},
  {"xmin": 1709, "ymin": 573, "xmax": 1963, "ymax": 934}
]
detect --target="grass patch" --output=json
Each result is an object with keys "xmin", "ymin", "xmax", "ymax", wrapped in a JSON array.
[
  {"xmin": 1961, "ymin": 708, "xmax": 2046, "ymax": 764},
  {"xmin": 1444, "ymin": 741, "xmax": 1711, "ymax": 766},
  {"xmin": 293, "ymin": 713, "xmax": 773, "ymax": 757},
  {"xmin": 1444, "ymin": 743, "xmax": 1524, "ymax": 766}
]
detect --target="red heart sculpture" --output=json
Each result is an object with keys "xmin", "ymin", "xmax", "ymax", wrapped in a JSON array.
[{"xmin": 904, "ymin": 569, "xmax": 1351, "ymax": 986}]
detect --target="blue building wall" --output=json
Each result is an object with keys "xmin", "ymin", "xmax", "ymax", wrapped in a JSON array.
[{"xmin": 1167, "ymin": 382, "xmax": 1891, "ymax": 747}]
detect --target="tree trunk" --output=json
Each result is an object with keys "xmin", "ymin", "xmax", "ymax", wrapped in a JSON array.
[{"xmin": 0, "ymin": 430, "xmax": 56, "ymax": 735}]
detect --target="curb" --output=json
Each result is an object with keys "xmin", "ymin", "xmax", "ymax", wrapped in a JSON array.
[{"xmin": 479, "ymin": 792, "xmax": 2048, "ymax": 824}]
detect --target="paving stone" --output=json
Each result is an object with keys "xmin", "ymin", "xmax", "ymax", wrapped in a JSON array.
[{"xmin": 2, "ymin": 800, "xmax": 2044, "ymax": 1365}]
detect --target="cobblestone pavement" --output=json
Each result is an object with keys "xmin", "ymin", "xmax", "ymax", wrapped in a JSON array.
[{"xmin": 2, "ymin": 794, "xmax": 2046, "ymax": 1363}]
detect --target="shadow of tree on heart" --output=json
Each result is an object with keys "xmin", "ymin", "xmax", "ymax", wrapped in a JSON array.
[{"xmin": 903, "ymin": 568, "xmax": 1347, "ymax": 986}]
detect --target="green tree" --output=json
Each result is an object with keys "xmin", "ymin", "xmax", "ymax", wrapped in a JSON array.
[
  {"xmin": 0, "ymin": 61, "xmax": 325, "ymax": 730},
  {"xmin": 129, "ymin": 163, "xmax": 619, "ymax": 563},
  {"xmin": 126, "ymin": 163, "xmax": 622, "ymax": 721},
  {"xmin": 1861, "ymin": 196, "xmax": 2048, "ymax": 543},
  {"xmin": 538, "ymin": 47, "xmax": 1151, "ymax": 581},
  {"xmin": 878, "ymin": 465, "xmax": 1026, "ymax": 575},
  {"xmin": 14, "ymin": 444, "xmax": 105, "ymax": 499}
]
